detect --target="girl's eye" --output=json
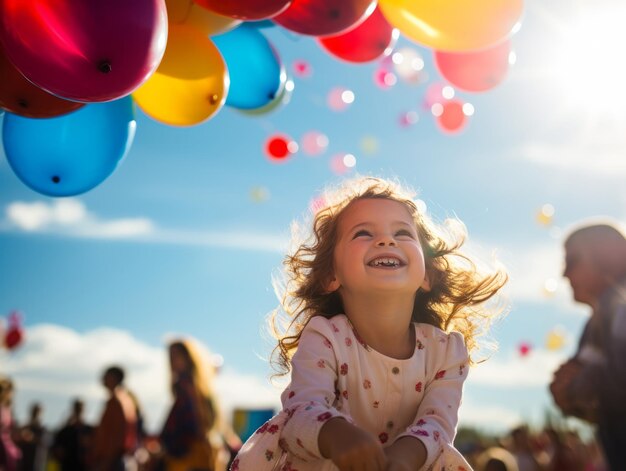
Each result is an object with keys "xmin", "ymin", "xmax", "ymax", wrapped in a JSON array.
[
  {"xmin": 395, "ymin": 229, "xmax": 414, "ymax": 238},
  {"xmin": 353, "ymin": 229, "xmax": 371, "ymax": 239}
]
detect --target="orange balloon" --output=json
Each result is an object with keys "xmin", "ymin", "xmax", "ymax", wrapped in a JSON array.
[
  {"xmin": 133, "ymin": 24, "xmax": 229, "ymax": 126},
  {"xmin": 379, "ymin": 0, "xmax": 523, "ymax": 51}
]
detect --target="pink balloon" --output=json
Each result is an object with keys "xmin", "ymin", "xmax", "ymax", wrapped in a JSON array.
[
  {"xmin": 318, "ymin": 7, "xmax": 398, "ymax": 63},
  {"xmin": 0, "ymin": 0, "xmax": 168, "ymax": 102},
  {"xmin": 435, "ymin": 40, "xmax": 512, "ymax": 92},
  {"xmin": 301, "ymin": 131, "xmax": 328, "ymax": 156},
  {"xmin": 274, "ymin": 0, "xmax": 376, "ymax": 37},
  {"xmin": 436, "ymin": 100, "xmax": 468, "ymax": 134}
]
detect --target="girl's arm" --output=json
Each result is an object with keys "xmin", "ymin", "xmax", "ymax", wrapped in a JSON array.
[
  {"xmin": 280, "ymin": 316, "xmax": 384, "ymax": 466},
  {"xmin": 391, "ymin": 329, "xmax": 469, "ymax": 470}
]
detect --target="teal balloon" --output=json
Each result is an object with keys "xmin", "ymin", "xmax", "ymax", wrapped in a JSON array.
[
  {"xmin": 213, "ymin": 26, "xmax": 284, "ymax": 110},
  {"xmin": 2, "ymin": 97, "xmax": 136, "ymax": 197}
]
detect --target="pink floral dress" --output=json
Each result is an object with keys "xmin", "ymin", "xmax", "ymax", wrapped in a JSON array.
[{"xmin": 232, "ymin": 314, "xmax": 472, "ymax": 471}]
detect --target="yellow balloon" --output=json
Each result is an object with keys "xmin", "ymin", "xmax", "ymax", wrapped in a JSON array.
[
  {"xmin": 378, "ymin": 0, "xmax": 524, "ymax": 51},
  {"xmin": 545, "ymin": 329, "xmax": 566, "ymax": 351},
  {"xmin": 133, "ymin": 24, "xmax": 229, "ymax": 126},
  {"xmin": 184, "ymin": 4, "xmax": 241, "ymax": 36}
]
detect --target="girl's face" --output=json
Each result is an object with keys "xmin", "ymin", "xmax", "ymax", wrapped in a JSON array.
[{"xmin": 327, "ymin": 198, "xmax": 429, "ymax": 297}]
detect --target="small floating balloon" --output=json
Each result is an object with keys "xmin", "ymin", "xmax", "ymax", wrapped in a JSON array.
[
  {"xmin": 546, "ymin": 328, "xmax": 566, "ymax": 351},
  {"xmin": 536, "ymin": 204, "xmax": 555, "ymax": 226},
  {"xmin": 275, "ymin": 0, "xmax": 377, "ymax": 37},
  {"xmin": 327, "ymin": 87, "xmax": 355, "ymax": 111},
  {"xmin": 398, "ymin": 111, "xmax": 419, "ymax": 127},
  {"xmin": 360, "ymin": 136, "xmax": 379, "ymax": 155},
  {"xmin": 378, "ymin": 0, "xmax": 523, "ymax": 51},
  {"xmin": 0, "ymin": 0, "xmax": 168, "ymax": 102},
  {"xmin": 423, "ymin": 82, "xmax": 447, "ymax": 109},
  {"xmin": 518, "ymin": 342, "xmax": 532, "ymax": 357},
  {"xmin": 543, "ymin": 278, "xmax": 558, "ymax": 297},
  {"xmin": 435, "ymin": 40, "xmax": 512, "ymax": 92},
  {"xmin": 133, "ymin": 25, "xmax": 228, "ymax": 126},
  {"xmin": 4, "ymin": 311, "xmax": 24, "ymax": 351},
  {"xmin": 433, "ymin": 99, "xmax": 469, "ymax": 134},
  {"xmin": 0, "ymin": 44, "xmax": 84, "ymax": 118},
  {"xmin": 3, "ymin": 97, "xmax": 136, "ymax": 197},
  {"xmin": 374, "ymin": 68, "xmax": 397, "ymax": 89},
  {"xmin": 330, "ymin": 153, "xmax": 357, "ymax": 175},
  {"xmin": 301, "ymin": 131, "xmax": 329, "ymax": 156},
  {"xmin": 318, "ymin": 7, "xmax": 398, "ymax": 63},
  {"xmin": 265, "ymin": 134, "xmax": 298, "ymax": 162},
  {"xmin": 193, "ymin": 0, "xmax": 291, "ymax": 20},
  {"xmin": 212, "ymin": 26, "xmax": 283, "ymax": 110},
  {"xmin": 293, "ymin": 60, "xmax": 312, "ymax": 78},
  {"xmin": 250, "ymin": 186, "xmax": 270, "ymax": 202},
  {"xmin": 392, "ymin": 47, "xmax": 425, "ymax": 84}
]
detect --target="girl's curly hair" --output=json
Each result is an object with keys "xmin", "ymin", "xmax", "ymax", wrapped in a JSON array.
[{"xmin": 269, "ymin": 176, "xmax": 508, "ymax": 376}]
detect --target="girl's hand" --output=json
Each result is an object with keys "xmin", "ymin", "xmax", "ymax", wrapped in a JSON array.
[
  {"xmin": 319, "ymin": 417, "xmax": 387, "ymax": 471},
  {"xmin": 384, "ymin": 436, "xmax": 427, "ymax": 471}
]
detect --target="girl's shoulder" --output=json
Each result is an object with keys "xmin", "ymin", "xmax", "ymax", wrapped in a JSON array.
[
  {"xmin": 413, "ymin": 322, "xmax": 466, "ymax": 348},
  {"xmin": 305, "ymin": 313, "xmax": 351, "ymax": 335}
]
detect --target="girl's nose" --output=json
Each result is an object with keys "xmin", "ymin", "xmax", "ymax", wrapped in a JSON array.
[{"xmin": 376, "ymin": 235, "xmax": 396, "ymax": 247}]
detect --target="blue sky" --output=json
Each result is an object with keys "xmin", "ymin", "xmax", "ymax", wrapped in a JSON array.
[{"xmin": 2, "ymin": 0, "xmax": 626, "ymax": 435}]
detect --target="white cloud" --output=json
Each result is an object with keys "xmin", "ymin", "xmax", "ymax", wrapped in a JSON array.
[
  {"xmin": 517, "ymin": 129, "xmax": 626, "ymax": 176},
  {"xmin": 459, "ymin": 400, "xmax": 523, "ymax": 432},
  {"xmin": 467, "ymin": 348, "xmax": 568, "ymax": 388},
  {"xmin": 3, "ymin": 199, "xmax": 286, "ymax": 253},
  {"xmin": 0, "ymin": 324, "xmax": 281, "ymax": 432}
]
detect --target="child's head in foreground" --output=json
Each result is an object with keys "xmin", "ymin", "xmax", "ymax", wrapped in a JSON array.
[{"xmin": 270, "ymin": 175, "xmax": 508, "ymax": 374}]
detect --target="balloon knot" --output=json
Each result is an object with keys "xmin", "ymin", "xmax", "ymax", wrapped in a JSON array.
[
  {"xmin": 98, "ymin": 61, "xmax": 112, "ymax": 74},
  {"xmin": 51, "ymin": 176, "xmax": 61, "ymax": 183}
]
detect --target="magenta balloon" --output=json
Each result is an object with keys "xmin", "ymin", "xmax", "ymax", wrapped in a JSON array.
[
  {"xmin": 194, "ymin": 0, "xmax": 292, "ymax": 20},
  {"xmin": 274, "ymin": 0, "xmax": 376, "ymax": 37},
  {"xmin": 318, "ymin": 7, "xmax": 398, "ymax": 63},
  {"xmin": 0, "ymin": 0, "xmax": 168, "ymax": 102},
  {"xmin": 434, "ymin": 40, "xmax": 511, "ymax": 92}
]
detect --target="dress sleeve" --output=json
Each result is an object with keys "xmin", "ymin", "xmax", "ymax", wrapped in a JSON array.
[
  {"xmin": 396, "ymin": 330, "xmax": 470, "ymax": 470},
  {"xmin": 278, "ymin": 316, "xmax": 353, "ymax": 461}
]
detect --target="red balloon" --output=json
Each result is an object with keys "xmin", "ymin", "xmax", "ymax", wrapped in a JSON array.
[
  {"xmin": 434, "ymin": 40, "xmax": 511, "ymax": 92},
  {"xmin": 265, "ymin": 135, "xmax": 296, "ymax": 162},
  {"xmin": 0, "ymin": 0, "xmax": 167, "ymax": 103},
  {"xmin": 194, "ymin": 0, "xmax": 291, "ymax": 20},
  {"xmin": 0, "ymin": 43, "xmax": 84, "ymax": 118},
  {"xmin": 518, "ymin": 342, "xmax": 532, "ymax": 357},
  {"xmin": 274, "ymin": 0, "xmax": 376, "ymax": 37},
  {"xmin": 436, "ymin": 100, "xmax": 467, "ymax": 134},
  {"xmin": 4, "ymin": 326, "xmax": 23, "ymax": 350},
  {"xmin": 318, "ymin": 7, "xmax": 398, "ymax": 63}
]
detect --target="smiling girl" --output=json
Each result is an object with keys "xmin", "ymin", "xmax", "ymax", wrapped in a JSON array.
[{"xmin": 232, "ymin": 176, "xmax": 507, "ymax": 471}]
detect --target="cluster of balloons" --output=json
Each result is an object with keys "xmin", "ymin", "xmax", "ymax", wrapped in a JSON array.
[
  {"xmin": 0, "ymin": 0, "xmax": 524, "ymax": 197},
  {"xmin": 1, "ymin": 311, "xmax": 24, "ymax": 351}
]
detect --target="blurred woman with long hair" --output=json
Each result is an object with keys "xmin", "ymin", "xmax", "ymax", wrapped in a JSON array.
[{"xmin": 159, "ymin": 338, "xmax": 229, "ymax": 471}]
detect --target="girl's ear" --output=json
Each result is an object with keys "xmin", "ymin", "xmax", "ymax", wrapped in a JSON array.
[
  {"xmin": 420, "ymin": 271, "xmax": 431, "ymax": 292},
  {"xmin": 326, "ymin": 275, "xmax": 341, "ymax": 293}
]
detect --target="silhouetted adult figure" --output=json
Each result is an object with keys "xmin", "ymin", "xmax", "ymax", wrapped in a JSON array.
[
  {"xmin": 51, "ymin": 399, "xmax": 94, "ymax": 471},
  {"xmin": 550, "ymin": 222, "xmax": 626, "ymax": 471}
]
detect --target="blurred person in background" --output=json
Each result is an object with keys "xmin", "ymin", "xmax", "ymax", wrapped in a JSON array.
[
  {"xmin": 476, "ymin": 446, "xmax": 519, "ymax": 471},
  {"xmin": 91, "ymin": 366, "xmax": 139, "ymax": 471},
  {"xmin": 158, "ymin": 338, "xmax": 231, "ymax": 471},
  {"xmin": 0, "ymin": 377, "xmax": 20, "ymax": 471},
  {"xmin": 51, "ymin": 399, "xmax": 94, "ymax": 471},
  {"xmin": 550, "ymin": 222, "xmax": 626, "ymax": 471},
  {"xmin": 17, "ymin": 402, "xmax": 48, "ymax": 471}
]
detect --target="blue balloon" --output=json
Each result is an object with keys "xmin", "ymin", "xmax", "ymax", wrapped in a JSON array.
[
  {"xmin": 213, "ymin": 26, "xmax": 284, "ymax": 110},
  {"xmin": 2, "ymin": 97, "xmax": 136, "ymax": 197}
]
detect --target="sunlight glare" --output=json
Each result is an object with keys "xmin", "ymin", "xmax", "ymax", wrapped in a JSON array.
[{"xmin": 555, "ymin": 6, "xmax": 626, "ymax": 113}]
